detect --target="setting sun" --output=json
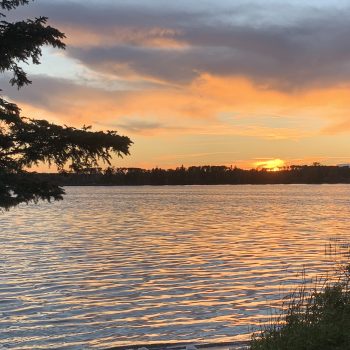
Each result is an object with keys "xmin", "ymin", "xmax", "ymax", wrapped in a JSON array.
[{"xmin": 254, "ymin": 159, "xmax": 285, "ymax": 171}]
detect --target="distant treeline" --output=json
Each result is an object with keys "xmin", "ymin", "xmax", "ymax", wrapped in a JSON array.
[{"xmin": 33, "ymin": 164, "xmax": 350, "ymax": 186}]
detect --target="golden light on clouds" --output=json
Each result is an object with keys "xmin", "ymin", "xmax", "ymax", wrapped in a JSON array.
[
  {"xmin": 6, "ymin": 0, "xmax": 350, "ymax": 170},
  {"xmin": 17, "ymin": 74, "xmax": 350, "ymax": 133},
  {"xmin": 10, "ymin": 72, "xmax": 350, "ymax": 170}
]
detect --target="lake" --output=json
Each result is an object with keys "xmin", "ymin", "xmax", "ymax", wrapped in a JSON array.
[{"xmin": 1, "ymin": 185, "xmax": 349, "ymax": 349}]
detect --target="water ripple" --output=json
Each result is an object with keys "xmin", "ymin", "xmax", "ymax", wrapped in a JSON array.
[{"xmin": 0, "ymin": 185, "xmax": 349, "ymax": 349}]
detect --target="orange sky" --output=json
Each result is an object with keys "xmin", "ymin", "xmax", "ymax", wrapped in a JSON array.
[{"xmin": 5, "ymin": 0, "xmax": 350, "ymax": 170}]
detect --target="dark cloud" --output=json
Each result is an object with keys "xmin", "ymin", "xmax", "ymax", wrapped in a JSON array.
[
  {"xmin": 1, "ymin": 75, "xmax": 129, "ymax": 122},
  {"xmin": 2, "ymin": 75, "xmax": 90, "ymax": 112},
  {"xmin": 93, "ymin": 118, "xmax": 194, "ymax": 134},
  {"xmin": 97, "ymin": 119, "xmax": 186, "ymax": 134},
  {"xmin": 7, "ymin": 0, "xmax": 210, "ymax": 28},
  {"xmin": 6, "ymin": 1, "xmax": 350, "ymax": 89},
  {"xmin": 68, "ymin": 17, "xmax": 350, "ymax": 90},
  {"xmin": 68, "ymin": 46, "xmax": 200, "ymax": 84},
  {"xmin": 109, "ymin": 120, "xmax": 163, "ymax": 133}
]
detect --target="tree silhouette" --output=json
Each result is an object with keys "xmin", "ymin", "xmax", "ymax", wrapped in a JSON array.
[
  {"xmin": 34, "ymin": 164, "xmax": 350, "ymax": 186},
  {"xmin": 0, "ymin": 0, "xmax": 132, "ymax": 209}
]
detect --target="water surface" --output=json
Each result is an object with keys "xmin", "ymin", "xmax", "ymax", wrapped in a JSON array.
[{"xmin": 1, "ymin": 185, "xmax": 349, "ymax": 349}]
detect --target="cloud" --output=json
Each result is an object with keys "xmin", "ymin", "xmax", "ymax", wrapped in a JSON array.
[
  {"xmin": 95, "ymin": 119, "xmax": 190, "ymax": 135},
  {"xmin": 10, "ymin": 0, "xmax": 350, "ymax": 89},
  {"xmin": 4, "ymin": 0, "xmax": 350, "ymax": 169},
  {"xmin": 322, "ymin": 120, "xmax": 350, "ymax": 134},
  {"xmin": 4, "ymin": 73, "xmax": 341, "ymax": 141},
  {"xmin": 108, "ymin": 119, "xmax": 163, "ymax": 133}
]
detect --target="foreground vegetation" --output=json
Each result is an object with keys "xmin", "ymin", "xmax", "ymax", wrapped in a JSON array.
[{"xmin": 250, "ymin": 246, "xmax": 350, "ymax": 350}]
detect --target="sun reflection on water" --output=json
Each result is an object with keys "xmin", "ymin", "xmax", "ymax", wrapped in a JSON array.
[{"xmin": 0, "ymin": 185, "xmax": 349, "ymax": 349}]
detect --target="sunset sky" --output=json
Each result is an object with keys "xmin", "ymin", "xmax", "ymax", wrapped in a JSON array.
[{"xmin": 4, "ymin": 0, "xmax": 350, "ymax": 169}]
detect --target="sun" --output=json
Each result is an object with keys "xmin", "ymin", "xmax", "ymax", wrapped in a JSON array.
[{"xmin": 254, "ymin": 159, "xmax": 285, "ymax": 172}]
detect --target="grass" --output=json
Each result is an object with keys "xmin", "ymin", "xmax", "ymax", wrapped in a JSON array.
[{"xmin": 250, "ymin": 240, "xmax": 350, "ymax": 350}]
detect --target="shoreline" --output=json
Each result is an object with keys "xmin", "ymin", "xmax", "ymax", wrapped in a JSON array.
[{"xmin": 105, "ymin": 340, "xmax": 249, "ymax": 350}]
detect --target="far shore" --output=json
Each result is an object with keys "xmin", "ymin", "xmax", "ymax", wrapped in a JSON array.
[{"xmin": 28, "ymin": 163, "xmax": 350, "ymax": 186}]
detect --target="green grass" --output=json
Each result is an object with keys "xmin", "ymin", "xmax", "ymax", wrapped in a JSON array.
[{"xmin": 250, "ymin": 243, "xmax": 350, "ymax": 350}]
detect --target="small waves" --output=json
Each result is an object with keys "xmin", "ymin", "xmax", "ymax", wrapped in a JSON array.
[{"xmin": 0, "ymin": 185, "xmax": 349, "ymax": 349}]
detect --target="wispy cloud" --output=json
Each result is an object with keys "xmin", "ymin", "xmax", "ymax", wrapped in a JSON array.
[{"xmin": 4, "ymin": 73, "xmax": 346, "ymax": 139}]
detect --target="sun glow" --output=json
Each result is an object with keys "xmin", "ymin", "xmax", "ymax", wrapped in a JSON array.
[{"xmin": 254, "ymin": 159, "xmax": 285, "ymax": 171}]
